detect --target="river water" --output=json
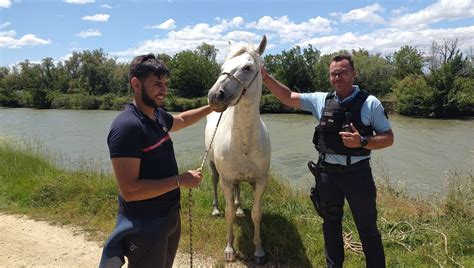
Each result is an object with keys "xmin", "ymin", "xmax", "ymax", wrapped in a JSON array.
[{"xmin": 0, "ymin": 107, "xmax": 472, "ymax": 197}]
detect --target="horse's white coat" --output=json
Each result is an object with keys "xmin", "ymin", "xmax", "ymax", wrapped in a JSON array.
[{"xmin": 205, "ymin": 36, "xmax": 270, "ymax": 261}]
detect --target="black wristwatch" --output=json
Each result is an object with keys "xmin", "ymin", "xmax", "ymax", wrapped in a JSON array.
[{"xmin": 360, "ymin": 136, "xmax": 369, "ymax": 148}]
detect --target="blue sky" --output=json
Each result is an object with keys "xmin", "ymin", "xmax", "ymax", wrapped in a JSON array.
[{"xmin": 0, "ymin": 0, "xmax": 473, "ymax": 67}]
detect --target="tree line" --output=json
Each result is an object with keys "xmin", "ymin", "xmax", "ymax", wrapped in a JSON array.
[{"xmin": 0, "ymin": 38, "xmax": 472, "ymax": 117}]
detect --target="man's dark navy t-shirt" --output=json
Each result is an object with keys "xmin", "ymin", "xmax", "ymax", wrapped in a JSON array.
[{"xmin": 107, "ymin": 103, "xmax": 180, "ymax": 219}]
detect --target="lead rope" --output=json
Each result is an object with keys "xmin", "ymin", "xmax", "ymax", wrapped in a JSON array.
[{"xmin": 188, "ymin": 112, "xmax": 223, "ymax": 268}]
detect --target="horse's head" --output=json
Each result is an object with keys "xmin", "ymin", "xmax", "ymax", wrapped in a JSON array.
[{"xmin": 208, "ymin": 35, "xmax": 267, "ymax": 112}]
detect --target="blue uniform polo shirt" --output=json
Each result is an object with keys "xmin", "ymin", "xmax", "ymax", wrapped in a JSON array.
[
  {"xmin": 107, "ymin": 103, "xmax": 180, "ymax": 219},
  {"xmin": 300, "ymin": 85, "xmax": 391, "ymax": 165}
]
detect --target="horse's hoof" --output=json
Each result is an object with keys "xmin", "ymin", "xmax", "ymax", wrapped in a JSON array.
[
  {"xmin": 253, "ymin": 255, "xmax": 267, "ymax": 266},
  {"xmin": 224, "ymin": 251, "xmax": 236, "ymax": 262},
  {"xmin": 235, "ymin": 207, "xmax": 245, "ymax": 217},
  {"xmin": 212, "ymin": 208, "xmax": 221, "ymax": 216}
]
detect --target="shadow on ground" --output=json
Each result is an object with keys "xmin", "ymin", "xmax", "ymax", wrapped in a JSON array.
[{"xmin": 227, "ymin": 210, "xmax": 313, "ymax": 267}]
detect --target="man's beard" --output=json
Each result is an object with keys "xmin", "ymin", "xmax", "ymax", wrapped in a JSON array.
[{"xmin": 141, "ymin": 85, "xmax": 163, "ymax": 108}]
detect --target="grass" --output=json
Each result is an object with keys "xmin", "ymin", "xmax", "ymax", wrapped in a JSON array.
[{"xmin": 0, "ymin": 139, "xmax": 472, "ymax": 267}]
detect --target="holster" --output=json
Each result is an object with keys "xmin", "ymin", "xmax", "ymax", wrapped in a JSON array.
[{"xmin": 308, "ymin": 161, "xmax": 323, "ymax": 218}]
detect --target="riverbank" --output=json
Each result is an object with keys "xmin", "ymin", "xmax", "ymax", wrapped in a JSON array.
[
  {"xmin": 0, "ymin": 95, "xmax": 396, "ymax": 114},
  {"xmin": 0, "ymin": 140, "xmax": 472, "ymax": 266}
]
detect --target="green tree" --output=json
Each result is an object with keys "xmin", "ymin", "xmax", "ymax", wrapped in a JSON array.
[
  {"xmin": 196, "ymin": 43, "xmax": 218, "ymax": 62},
  {"xmin": 264, "ymin": 46, "xmax": 314, "ymax": 93},
  {"xmin": 168, "ymin": 50, "xmax": 219, "ymax": 98},
  {"xmin": 427, "ymin": 38, "xmax": 471, "ymax": 116},
  {"xmin": 64, "ymin": 52, "xmax": 82, "ymax": 93},
  {"xmin": 352, "ymin": 49, "xmax": 395, "ymax": 96},
  {"xmin": 18, "ymin": 60, "xmax": 44, "ymax": 90},
  {"xmin": 156, "ymin": 53, "xmax": 171, "ymax": 64},
  {"xmin": 40, "ymin": 57, "xmax": 55, "ymax": 90},
  {"xmin": 78, "ymin": 49, "xmax": 114, "ymax": 96},
  {"xmin": 109, "ymin": 62, "xmax": 130, "ymax": 96},
  {"xmin": 394, "ymin": 75, "xmax": 436, "ymax": 116},
  {"xmin": 313, "ymin": 54, "xmax": 332, "ymax": 91},
  {"xmin": 30, "ymin": 88, "xmax": 52, "ymax": 109},
  {"xmin": 449, "ymin": 77, "xmax": 474, "ymax": 115},
  {"xmin": 393, "ymin": 46, "xmax": 424, "ymax": 80}
]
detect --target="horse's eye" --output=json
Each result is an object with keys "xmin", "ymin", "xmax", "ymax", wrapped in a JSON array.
[{"xmin": 242, "ymin": 65, "xmax": 252, "ymax": 72}]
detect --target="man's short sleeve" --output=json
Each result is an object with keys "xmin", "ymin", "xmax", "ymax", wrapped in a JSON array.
[
  {"xmin": 300, "ymin": 92, "xmax": 328, "ymax": 121},
  {"xmin": 363, "ymin": 95, "xmax": 391, "ymax": 133},
  {"xmin": 107, "ymin": 114, "xmax": 145, "ymax": 159}
]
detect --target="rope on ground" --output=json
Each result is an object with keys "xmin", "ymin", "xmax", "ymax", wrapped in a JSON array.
[
  {"xmin": 382, "ymin": 217, "xmax": 464, "ymax": 268},
  {"xmin": 342, "ymin": 230, "xmax": 364, "ymax": 255},
  {"xmin": 421, "ymin": 225, "xmax": 465, "ymax": 268}
]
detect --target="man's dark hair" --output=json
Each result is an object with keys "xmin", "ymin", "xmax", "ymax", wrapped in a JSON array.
[
  {"xmin": 129, "ymin": 53, "xmax": 170, "ymax": 84},
  {"xmin": 331, "ymin": 54, "xmax": 355, "ymax": 70}
]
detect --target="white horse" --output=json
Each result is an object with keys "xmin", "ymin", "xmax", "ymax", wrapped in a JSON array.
[{"xmin": 206, "ymin": 35, "xmax": 270, "ymax": 264}]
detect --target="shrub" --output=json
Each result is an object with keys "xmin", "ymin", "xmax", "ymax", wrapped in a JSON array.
[
  {"xmin": 110, "ymin": 96, "xmax": 130, "ymax": 110},
  {"xmin": 50, "ymin": 94, "xmax": 71, "ymax": 109},
  {"xmin": 30, "ymin": 88, "xmax": 53, "ymax": 109},
  {"xmin": 15, "ymin": 90, "xmax": 33, "ymax": 107},
  {"xmin": 50, "ymin": 94, "xmax": 100, "ymax": 110},
  {"xmin": 394, "ymin": 75, "xmax": 437, "ymax": 116},
  {"xmin": 98, "ymin": 93, "xmax": 116, "ymax": 110},
  {"xmin": 260, "ymin": 94, "xmax": 295, "ymax": 113},
  {"xmin": 448, "ymin": 77, "xmax": 474, "ymax": 115},
  {"xmin": 165, "ymin": 95, "xmax": 206, "ymax": 111}
]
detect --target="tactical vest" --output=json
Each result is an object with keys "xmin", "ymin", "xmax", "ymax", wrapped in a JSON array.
[{"xmin": 313, "ymin": 90, "xmax": 374, "ymax": 162}]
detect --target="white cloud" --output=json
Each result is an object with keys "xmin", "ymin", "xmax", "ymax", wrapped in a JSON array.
[
  {"xmin": 109, "ymin": 8, "xmax": 472, "ymax": 66},
  {"xmin": 0, "ymin": 22, "xmax": 11, "ymax": 29},
  {"xmin": 391, "ymin": 6, "xmax": 409, "ymax": 16},
  {"xmin": 299, "ymin": 25, "xmax": 474, "ymax": 56},
  {"xmin": 248, "ymin": 15, "xmax": 333, "ymax": 43},
  {"xmin": 112, "ymin": 15, "xmax": 332, "ymax": 63},
  {"xmin": 81, "ymin": 14, "xmax": 110, "ymax": 22},
  {"xmin": 223, "ymin": 31, "xmax": 257, "ymax": 41},
  {"xmin": 63, "ymin": 0, "xmax": 94, "ymax": 4},
  {"xmin": 0, "ymin": 30, "xmax": 15, "ymax": 37},
  {"xmin": 0, "ymin": 31, "xmax": 51, "ymax": 48},
  {"xmin": 145, "ymin": 19, "xmax": 176, "ymax": 30},
  {"xmin": 214, "ymin": 17, "xmax": 245, "ymax": 31},
  {"xmin": 391, "ymin": 0, "xmax": 474, "ymax": 29},
  {"xmin": 0, "ymin": 0, "xmax": 11, "ymax": 8},
  {"xmin": 76, "ymin": 29, "xmax": 102, "ymax": 39},
  {"xmin": 338, "ymin": 3, "xmax": 385, "ymax": 25},
  {"xmin": 101, "ymin": 4, "xmax": 112, "ymax": 9},
  {"xmin": 167, "ymin": 23, "xmax": 222, "ymax": 41}
]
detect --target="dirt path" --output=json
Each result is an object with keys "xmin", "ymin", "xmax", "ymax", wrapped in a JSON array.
[{"xmin": 0, "ymin": 213, "xmax": 223, "ymax": 268}]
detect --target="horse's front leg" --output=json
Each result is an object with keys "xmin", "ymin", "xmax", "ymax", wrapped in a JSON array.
[
  {"xmin": 222, "ymin": 180, "xmax": 237, "ymax": 262},
  {"xmin": 210, "ymin": 161, "xmax": 221, "ymax": 216},
  {"xmin": 252, "ymin": 179, "xmax": 267, "ymax": 265},
  {"xmin": 233, "ymin": 184, "xmax": 244, "ymax": 217}
]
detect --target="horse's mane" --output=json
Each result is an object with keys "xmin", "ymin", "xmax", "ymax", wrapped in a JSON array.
[{"xmin": 227, "ymin": 45, "xmax": 259, "ymax": 61}]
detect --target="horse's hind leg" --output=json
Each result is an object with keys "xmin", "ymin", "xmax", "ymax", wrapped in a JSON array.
[
  {"xmin": 210, "ymin": 161, "xmax": 221, "ymax": 216},
  {"xmin": 251, "ymin": 179, "xmax": 267, "ymax": 265},
  {"xmin": 233, "ymin": 184, "xmax": 244, "ymax": 217}
]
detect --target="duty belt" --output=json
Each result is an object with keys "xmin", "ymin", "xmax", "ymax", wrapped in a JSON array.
[{"xmin": 319, "ymin": 158, "xmax": 370, "ymax": 174}]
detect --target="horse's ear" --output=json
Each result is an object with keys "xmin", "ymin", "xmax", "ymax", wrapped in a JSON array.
[{"xmin": 256, "ymin": 35, "xmax": 267, "ymax": 56}]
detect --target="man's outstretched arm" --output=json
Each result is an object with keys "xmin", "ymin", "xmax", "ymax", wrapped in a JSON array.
[
  {"xmin": 170, "ymin": 105, "xmax": 212, "ymax": 132},
  {"xmin": 261, "ymin": 65, "xmax": 302, "ymax": 109}
]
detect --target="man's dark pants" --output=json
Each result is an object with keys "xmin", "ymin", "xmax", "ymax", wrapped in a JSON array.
[
  {"xmin": 99, "ymin": 208, "xmax": 181, "ymax": 268},
  {"xmin": 316, "ymin": 164, "xmax": 385, "ymax": 268}
]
